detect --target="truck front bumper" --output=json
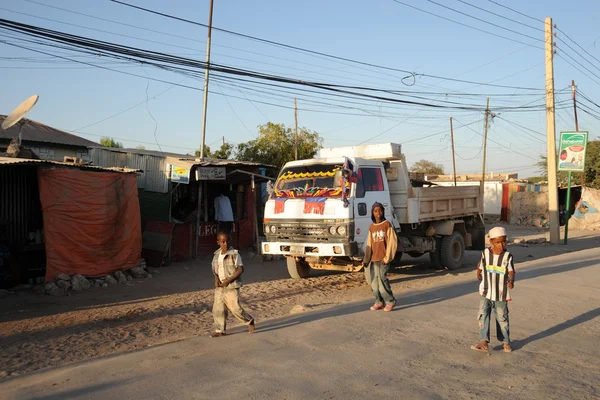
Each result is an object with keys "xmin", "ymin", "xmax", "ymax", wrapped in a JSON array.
[{"xmin": 261, "ymin": 241, "xmax": 358, "ymax": 258}]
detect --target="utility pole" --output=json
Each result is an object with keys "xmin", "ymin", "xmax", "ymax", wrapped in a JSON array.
[
  {"xmin": 572, "ymin": 80, "xmax": 584, "ymax": 186},
  {"xmin": 222, "ymin": 135, "xmax": 225, "ymax": 146},
  {"xmin": 450, "ymin": 116, "xmax": 457, "ymax": 187},
  {"xmin": 294, "ymin": 97, "xmax": 299, "ymax": 160},
  {"xmin": 545, "ymin": 17, "xmax": 560, "ymax": 244},
  {"xmin": 481, "ymin": 98, "xmax": 490, "ymax": 204},
  {"xmin": 195, "ymin": 0, "xmax": 215, "ymax": 258},
  {"xmin": 199, "ymin": 0, "xmax": 214, "ymax": 161}
]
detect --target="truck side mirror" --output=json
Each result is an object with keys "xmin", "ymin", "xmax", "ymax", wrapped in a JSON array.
[{"xmin": 358, "ymin": 203, "xmax": 367, "ymax": 216}]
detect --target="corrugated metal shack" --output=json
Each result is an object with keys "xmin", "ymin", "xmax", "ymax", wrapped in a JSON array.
[
  {"xmin": 89, "ymin": 147, "xmax": 275, "ymax": 261},
  {"xmin": 0, "ymin": 156, "xmax": 140, "ymax": 288}
]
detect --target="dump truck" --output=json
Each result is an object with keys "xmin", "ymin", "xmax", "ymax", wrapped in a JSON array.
[{"xmin": 261, "ymin": 143, "xmax": 486, "ymax": 279}]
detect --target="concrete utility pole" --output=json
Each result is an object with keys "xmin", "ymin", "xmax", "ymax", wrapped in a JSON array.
[
  {"xmin": 199, "ymin": 0, "xmax": 215, "ymax": 161},
  {"xmin": 294, "ymin": 97, "xmax": 299, "ymax": 160},
  {"xmin": 545, "ymin": 17, "xmax": 560, "ymax": 244},
  {"xmin": 450, "ymin": 116, "xmax": 457, "ymax": 187},
  {"xmin": 481, "ymin": 98, "xmax": 490, "ymax": 202}
]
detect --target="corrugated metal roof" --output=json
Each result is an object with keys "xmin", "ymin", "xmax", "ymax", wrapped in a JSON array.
[
  {"xmin": 0, "ymin": 115, "xmax": 98, "ymax": 148},
  {"xmin": 91, "ymin": 146, "xmax": 275, "ymax": 168},
  {"xmin": 0, "ymin": 156, "xmax": 140, "ymax": 174}
]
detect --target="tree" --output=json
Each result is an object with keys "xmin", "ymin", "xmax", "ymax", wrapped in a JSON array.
[
  {"xmin": 135, "ymin": 145, "xmax": 146, "ymax": 150},
  {"xmin": 236, "ymin": 122, "xmax": 323, "ymax": 171},
  {"xmin": 194, "ymin": 145, "xmax": 212, "ymax": 158},
  {"xmin": 410, "ymin": 159, "xmax": 444, "ymax": 175},
  {"xmin": 100, "ymin": 137, "xmax": 123, "ymax": 148},
  {"xmin": 211, "ymin": 142, "xmax": 233, "ymax": 159}
]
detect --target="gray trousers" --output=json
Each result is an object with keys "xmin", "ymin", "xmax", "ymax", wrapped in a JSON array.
[
  {"xmin": 213, "ymin": 287, "xmax": 254, "ymax": 333},
  {"xmin": 364, "ymin": 261, "xmax": 395, "ymax": 306}
]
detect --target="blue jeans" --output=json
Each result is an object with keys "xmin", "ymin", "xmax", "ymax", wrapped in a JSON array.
[
  {"xmin": 478, "ymin": 297, "xmax": 510, "ymax": 344},
  {"xmin": 364, "ymin": 261, "xmax": 395, "ymax": 306}
]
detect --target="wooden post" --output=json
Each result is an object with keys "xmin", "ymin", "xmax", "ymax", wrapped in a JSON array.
[
  {"xmin": 481, "ymin": 98, "xmax": 490, "ymax": 218},
  {"xmin": 450, "ymin": 116, "xmax": 457, "ymax": 187}
]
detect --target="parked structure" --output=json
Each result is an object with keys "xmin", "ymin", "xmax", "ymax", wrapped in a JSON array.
[{"xmin": 0, "ymin": 115, "xmax": 97, "ymax": 161}]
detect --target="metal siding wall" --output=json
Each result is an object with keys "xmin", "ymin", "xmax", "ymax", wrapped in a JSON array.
[
  {"xmin": 90, "ymin": 148, "xmax": 169, "ymax": 193},
  {"xmin": 0, "ymin": 166, "xmax": 42, "ymax": 245}
]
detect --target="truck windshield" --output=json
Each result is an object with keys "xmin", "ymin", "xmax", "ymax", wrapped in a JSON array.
[{"xmin": 275, "ymin": 164, "xmax": 343, "ymax": 198}]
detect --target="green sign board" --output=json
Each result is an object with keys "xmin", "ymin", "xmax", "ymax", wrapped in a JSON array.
[{"xmin": 558, "ymin": 131, "xmax": 588, "ymax": 172}]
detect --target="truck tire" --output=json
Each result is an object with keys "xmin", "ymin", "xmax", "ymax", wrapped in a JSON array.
[
  {"xmin": 440, "ymin": 232, "xmax": 465, "ymax": 270},
  {"xmin": 287, "ymin": 257, "xmax": 310, "ymax": 279},
  {"xmin": 429, "ymin": 238, "xmax": 443, "ymax": 269}
]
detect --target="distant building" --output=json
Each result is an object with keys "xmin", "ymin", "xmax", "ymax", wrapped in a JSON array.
[{"xmin": 0, "ymin": 115, "xmax": 97, "ymax": 162}]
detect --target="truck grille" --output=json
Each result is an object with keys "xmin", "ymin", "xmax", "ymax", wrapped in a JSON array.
[{"xmin": 264, "ymin": 221, "xmax": 352, "ymax": 242}]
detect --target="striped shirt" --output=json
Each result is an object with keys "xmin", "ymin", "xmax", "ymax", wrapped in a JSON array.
[{"xmin": 478, "ymin": 249, "xmax": 515, "ymax": 302}]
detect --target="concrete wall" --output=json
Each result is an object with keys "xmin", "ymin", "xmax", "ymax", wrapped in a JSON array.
[
  {"xmin": 509, "ymin": 192, "xmax": 549, "ymax": 227},
  {"xmin": 434, "ymin": 181, "xmax": 502, "ymax": 215}
]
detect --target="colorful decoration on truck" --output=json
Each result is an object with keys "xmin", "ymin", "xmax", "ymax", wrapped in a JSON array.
[
  {"xmin": 274, "ymin": 198, "xmax": 286, "ymax": 214},
  {"xmin": 274, "ymin": 187, "xmax": 343, "ymax": 199},
  {"xmin": 278, "ymin": 170, "xmax": 336, "ymax": 180},
  {"xmin": 303, "ymin": 198, "xmax": 327, "ymax": 215}
]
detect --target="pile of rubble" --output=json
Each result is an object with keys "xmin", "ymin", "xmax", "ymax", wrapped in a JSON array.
[{"xmin": 36, "ymin": 261, "xmax": 153, "ymax": 297}]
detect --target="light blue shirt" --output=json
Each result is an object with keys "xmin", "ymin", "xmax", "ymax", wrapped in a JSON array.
[{"xmin": 214, "ymin": 194, "xmax": 234, "ymax": 222}]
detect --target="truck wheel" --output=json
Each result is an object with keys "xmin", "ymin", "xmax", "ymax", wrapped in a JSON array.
[
  {"xmin": 408, "ymin": 251, "xmax": 424, "ymax": 258},
  {"xmin": 440, "ymin": 232, "xmax": 465, "ymax": 270},
  {"xmin": 286, "ymin": 257, "xmax": 310, "ymax": 279},
  {"xmin": 429, "ymin": 238, "xmax": 443, "ymax": 269}
]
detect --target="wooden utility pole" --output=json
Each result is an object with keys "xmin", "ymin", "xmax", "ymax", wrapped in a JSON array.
[
  {"xmin": 450, "ymin": 116, "xmax": 457, "ymax": 186},
  {"xmin": 545, "ymin": 17, "xmax": 560, "ymax": 244},
  {"xmin": 572, "ymin": 80, "xmax": 584, "ymax": 186},
  {"xmin": 294, "ymin": 97, "xmax": 299, "ymax": 160},
  {"xmin": 222, "ymin": 136, "xmax": 225, "ymax": 146},
  {"xmin": 481, "ymin": 98, "xmax": 490, "ymax": 198},
  {"xmin": 195, "ymin": 0, "xmax": 215, "ymax": 259}
]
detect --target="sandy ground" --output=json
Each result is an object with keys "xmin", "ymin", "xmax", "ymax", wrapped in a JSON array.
[{"xmin": 0, "ymin": 225, "xmax": 598, "ymax": 380}]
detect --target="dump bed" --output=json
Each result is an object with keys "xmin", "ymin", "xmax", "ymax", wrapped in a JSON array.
[
  {"xmin": 410, "ymin": 186, "xmax": 482, "ymax": 223},
  {"xmin": 385, "ymin": 158, "xmax": 482, "ymax": 224}
]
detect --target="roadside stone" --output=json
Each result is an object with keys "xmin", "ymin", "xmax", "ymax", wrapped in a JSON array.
[
  {"xmin": 147, "ymin": 267, "xmax": 160, "ymax": 275},
  {"xmin": 290, "ymin": 304, "xmax": 308, "ymax": 314},
  {"xmin": 13, "ymin": 284, "xmax": 32, "ymax": 291},
  {"xmin": 114, "ymin": 271, "xmax": 127, "ymax": 283},
  {"xmin": 104, "ymin": 275, "xmax": 118, "ymax": 285},
  {"xmin": 56, "ymin": 280, "xmax": 72, "ymax": 290},
  {"xmin": 44, "ymin": 282, "xmax": 66, "ymax": 296},
  {"xmin": 146, "ymin": 273, "xmax": 152, "ymax": 279},
  {"xmin": 71, "ymin": 274, "xmax": 91, "ymax": 291},
  {"xmin": 126, "ymin": 275, "xmax": 132, "ymax": 282},
  {"xmin": 513, "ymin": 238, "xmax": 525, "ymax": 244},
  {"xmin": 129, "ymin": 266, "xmax": 148, "ymax": 279},
  {"xmin": 56, "ymin": 273, "xmax": 71, "ymax": 281},
  {"xmin": 102, "ymin": 283, "xmax": 108, "ymax": 288},
  {"xmin": 34, "ymin": 284, "xmax": 46, "ymax": 295},
  {"xmin": 526, "ymin": 238, "xmax": 547, "ymax": 245},
  {"xmin": 35, "ymin": 277, "xmax": 45, "ymax": 285},
  {"xmin": 0, "ymin": 289, "xmax": 9, "ymax": 299}
]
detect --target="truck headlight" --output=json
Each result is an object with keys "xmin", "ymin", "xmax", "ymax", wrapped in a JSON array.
[
  {"xmin": 270, "ymin": 225, "xmax": 277, "ymax": 233},
  {"xmin": 264, "ymin": 225, "xmax": 270, "ymax": 234},
  {"xmin": 337, "ymin": 226, "xmax": 346, "ymax": 235},
  {"xmin": 329, "ymin": 226, "xmax": 337, "ymax": 235}
]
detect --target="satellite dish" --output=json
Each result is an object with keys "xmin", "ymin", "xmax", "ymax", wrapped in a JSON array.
[{"xmin": 2, "ymin": 95, "xmax": 39, "ymax": 145}]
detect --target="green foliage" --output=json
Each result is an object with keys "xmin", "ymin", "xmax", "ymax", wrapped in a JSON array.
[
  {"xmin": 235, "ymin": 122, "xmax": 323, "ymax": 171},
  {"xmin": 211, "ymin": 142, "xmax": 233, "ymax": 159},
  {"xmin": 135, "ymin": 145, "xmax": 146, "ymax": 150},
  {"xmin": 194, "ymin": 145, "xmax": 212, "ymax": 158},
  {"xmin": 410, "ymin": 159, "xmax": 445, "ymax": 175},
  {"xmin": 100, "ymin": 137, "xmax": 123, "ymax": 148}
]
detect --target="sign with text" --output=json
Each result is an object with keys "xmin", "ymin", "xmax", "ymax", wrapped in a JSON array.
[
  {"xmin": 558, "ymin": 131, "xmax": 589, "ymax": 172},
  {"xmin": 171, "ymin": 165, "xmax": 190, "ymax": 184},
  {"xmin": 196, "ymin": 167, "xmax": 226, "ymax": 180}
]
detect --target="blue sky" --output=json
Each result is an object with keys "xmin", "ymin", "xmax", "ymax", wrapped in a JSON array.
[{"xmin": 1, "ymin": 0, "xmax": 599, "ymax": 177}]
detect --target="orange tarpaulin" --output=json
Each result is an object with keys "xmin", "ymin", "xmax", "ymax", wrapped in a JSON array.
[{"xmin": 39, "ymin": 168, "xmax": 142, "ymax": 282}]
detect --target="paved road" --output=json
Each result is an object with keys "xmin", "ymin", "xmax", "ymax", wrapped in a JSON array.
[{"xmin": 2, "ymin": 247, "xmax": 599, "ymax": 400}]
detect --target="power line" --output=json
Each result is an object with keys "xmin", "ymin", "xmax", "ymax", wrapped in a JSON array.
[
  {"xmin": 390, "ymin": 0, "xmax": 544, "ymax": 50},
  {"xmin": 484, "ymin": 1, "xmax": 543, "ymax": 24},
  {"xmin": 108, "ymin": 0, "xmax": 546, "ymax": 91},
  {"xmin": 452, "ymin": 0, "xmax": 543, "ymax": 32},
  {"xmin": 422, "ymin": 0, "xmax": 544, "ymax": 42}
]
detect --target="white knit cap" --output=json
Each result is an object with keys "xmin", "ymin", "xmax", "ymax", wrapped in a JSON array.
[{"xmin": 488, "ymin": 226, "xmax": 507, "ymax": 239}]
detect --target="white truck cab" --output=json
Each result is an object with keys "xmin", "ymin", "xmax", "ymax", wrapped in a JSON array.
[{"xmin": 262, "ymin": 143, "xmax": 485, "ymax": 278}]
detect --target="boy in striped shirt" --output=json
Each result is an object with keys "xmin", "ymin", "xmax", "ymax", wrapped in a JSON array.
[{"xmin": 471, "ymin": 226, "xmax": 515, "ymax": 353}]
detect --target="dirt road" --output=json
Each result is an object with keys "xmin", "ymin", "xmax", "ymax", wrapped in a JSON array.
[
  {"xmin": 1, "ymin": 231, "xmax": 599, "ymax": 399},
  {"xmin": 0, "ymin": 226, "xmax": 598, "ymax": 382}
]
